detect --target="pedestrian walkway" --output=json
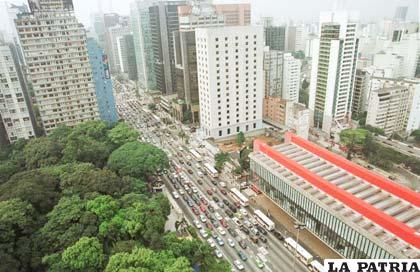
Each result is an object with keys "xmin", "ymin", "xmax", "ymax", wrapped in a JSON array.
[{"xmin": 251, "ymin": 195, "xmax": 342, "ymax": 260}]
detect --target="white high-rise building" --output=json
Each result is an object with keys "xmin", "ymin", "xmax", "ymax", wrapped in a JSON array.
[
  {"xmin": 15, "ymin": 0, "xmax": 99, "ymax": 135},
  {"xmin": 282, "ymin": 53, "xmax": 301, "ymax": 103},
  {"xmin": 0, "ymin": 42, "xmax": 35, "ymax": 142},
  {"xmin": 196, "ymin": 26, "xmax": 264, "ymax": 139},
  {"xmin": 106, "ymin": 24, "xmax": 130, "ymax": 74},
  {"xmin": 366, "ymin": 78, "xmax": 420, "ymax": 136},
  {"xmin": 309, "ymin": 11, "xmax": 359, "ymax": 133}
]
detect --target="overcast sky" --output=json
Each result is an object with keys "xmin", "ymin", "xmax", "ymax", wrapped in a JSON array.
[{"xmin": 2, "ymin": 0, "xmax": 419, "ymax": 27}]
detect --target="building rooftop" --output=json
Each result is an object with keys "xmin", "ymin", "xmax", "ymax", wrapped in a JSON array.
[{"xmin": 251, "ymin": 132, "xmax": 420, "ymax": 258}]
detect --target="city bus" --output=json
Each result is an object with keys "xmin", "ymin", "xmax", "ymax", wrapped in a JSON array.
[
  {"xmin": 230, "ymin": 188, "xmax": 249, "ymax": 207},
  {"xmin": 284, "ymin": 237, "xmax": 313, "ymax": 265},
  {"xmin": 254, "ymin": 209, "xmax": 275, "ymax": 231},
  {"xmin": 204, "ymin": 162, "xmax": 218, "ymax": 178},
  {"xmin": 190, "ymin": 149, "xmax": 202, "ymax": 162},
  {"xmin": 309, "ymin": 260, "xmax": 323, "ymax": 272}
]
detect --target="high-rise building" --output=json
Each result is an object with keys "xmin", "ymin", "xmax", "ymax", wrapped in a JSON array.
[
  {"xmin": 394, "ymin": 6, "xmax": 408, "ymax": 21},
  {"xmin": 86, "ymin": 38, "xmax": 118, "ymax": 124},
  {"xmin": 264, "ymin": 25, "xmax": 286, "ymax": 51},
  {"xmin": 366, "ymin": 77, "xmax": 420, "ymax": 135},
  {"xmin": 174, "ymin": 1, "xmax": 251, "ymax": 123},
  {"xmin": 0, "ymin": 42, "xmax": 35, "ymax": 142},
  {"xmin": 282, "ymin": 52, "xmax": 301, "ymax": 103},
  {"xmin": 196, "ymin": 26, "xmax": 264, "ymax": 139},
  {"xmin": 28, "ymin": 0, "xmax": 73, "ymax": 11},
  {"xmin": 149, "ymin": 1, "xmax": 186, "ymax": 95},
  {"xmin": 15, "ymin": 0, "xmax": 99, "ymax": 135},
  {"xmin": 263, "ymin": 49, "xmax": 301, "ymax": 102},
  {"xmin": 91, "ymin": 13, "xmax": 106, "ymax": 47},
  {"xmin": 117, "ymin": 34, "xmax": 138, "ymax": 81},
  {"xmin": 105, "ymin": 24, "xmax": 130, "ymax": 74},
  {"xmin": 0, "ymin": 2, "xmax": 29, "ymax": 44},
  {"xmin": 214, "ymin": 4, "xmax": 250, "ymax": 26},
  {"xmin": 263, "ymin": 49, "xmax": 283, "ymax": 97},
  {"xmin": 309, "ymin": 11, "xmax": 359, "ymax": 133},
  {"xmin": 286, "ymin": 24, "xmax": 307, "ymax": 52},
  {"xmin": 130, "ymin": 0, "xmax": 156, "ymax": 91}
]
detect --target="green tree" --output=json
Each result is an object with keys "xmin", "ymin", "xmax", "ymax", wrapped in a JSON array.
[
  {"xmin": 0, "ymin": 199, "xmax": 39, "ymax": 272},
  {"xmin": 362, "ymin": 125, "xmax": 385, "ymax": 136},
  {"xmin": 0, "ymin": 170, "xmax": 60, "ymax": 214},
  {"xmin": 37, "ymin": 196, "xmax": 99, "ymax": 255},
  {"xmin": 108, "ymin": 141, "xmax": 169, "ymax": 179},
  {"xmin": 49, "ymin": 125, "xmax": 72, "ymax": 148},
  {"xmin": 299, "ymin": 79, "xmax": 309, "ymax": 106},
  {"xmin": 0, "ymin": 160, "xmax": 21, "ymax": 184},
  {"xmin": 62, "ymin": 121, "xmax": 111, "ymax": 167},
  {"xmin": 87, "ymin": 195, "xmax": 120, "ymax": 222},
  {"xmin": 214, "ymin": 152, "xmax": 230, "ymax": 172},
  {"xmin": 60, "ymin": 167, "xmax": 132, "ymax": 197},
  {"xmin": 148, "ymin": 104, "xmax": 157, "ymax": 111},
  {"xmin": 164, "ymin": 257, "xmax": 192, "ymax": 272},
  {"xmin": 411, "ymin": 129, "xmax": 420, "ymax": 142},
  {"xmin": 61, "ymin": 237, "xmax": 105, "ymax": 272},
  {"xmin": 24, "ymin": 137, "xmax": 62, "ymax": 169},
  {"xmin": 236, "ymin": 131, "xmax": 245, "ymax": 147},
  {"xmin": 292, "ymin": 50, "xmax": 305, "ymax": 59},
  {"xmin": 107, "ymin": 122, "xmax": 140, "ymax": 147}
]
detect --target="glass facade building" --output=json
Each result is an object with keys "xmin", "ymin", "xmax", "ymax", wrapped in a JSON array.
[{"xmin": 87, "ymin": 38, "xmax": 118, "ymax": 124}]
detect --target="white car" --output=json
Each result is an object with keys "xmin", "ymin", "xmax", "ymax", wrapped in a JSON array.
[
  {"xmin": 219, "ymin": 182, "xmax": 226, "ymax": 187},
  {"xmin": 199, "ymin": 229, "xmax": 208, "ymax": 238},
  {"xmin": 234, "ymin": 260, "xmax": 244, "ymax": 271},
  {"xmin": 192, "ymin": 187, "xmax": 198, "ymax": 193},
  {"xmin": 194, "ymin": 220, "xmax": 202, "ymax": 229},
  {"xmin": 207, "ymin": 238, "xmax": 216, "ymax": 248},
  {"xmin": 199, "ymin": 214, "xmax": 207, "ymax": 223},
  {"xmin": 197, "ymin": 171, "xmax": 204, "ymax": 177},
  {"xmin": 214, "ymin": 249, "xmax": 223, "ymax": 259},
  {"xmin": 215, "ymin": 212, "xmax": 223, "ymax": 221},
  {"xmin": 217, "ymin": 226, "xmax": 226, "ymax": 236},
  {"xmin": 196, "ymin": 164, "xmax": 201, "ymax": 169},
  {"xmin": 239, "ymin": 208, "xmax": 248, "ymax": 216},
  {"xmin": 227, "ymin": 238, "xmax": 235, "ymax": 247},
  {"xmin": 172, "ymin": 191, "xmax": 179, "ymax": 199},
  {"xmin": 232, "ymin": 217, "xmax": 242, "ymax": 226},
  {"xmin": 178, "ymin": 189, "xmax": 185, "ymax": 195}
]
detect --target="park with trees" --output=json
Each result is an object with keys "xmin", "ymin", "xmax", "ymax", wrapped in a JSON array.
[{"xmin": 0, "ymin": 121, "xmax": 229, "ymax": 272}]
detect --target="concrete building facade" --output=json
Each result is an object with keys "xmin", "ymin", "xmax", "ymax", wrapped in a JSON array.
[
  {"xmin": 0, "ymin": 42, "xmax": 35, "ymax": 142},
  {"xmin": 282, "ymin": 52, "xmax": 301, "ymax": 103},
  {"xmin": 15, "ymin": 2, "xmax": 99, "ymax": 135},
  {"xmin": 196, "ymin": 26, "xmax": 264, "ymax": 139},
  {"xmin": 117, "ymin": 34, "xmax": 138, "ymax": 81}
]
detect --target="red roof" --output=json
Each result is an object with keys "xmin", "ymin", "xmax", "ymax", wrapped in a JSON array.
[{"xmin": 254, "ymin": 133, "xmax": 420, "ymax": 249}]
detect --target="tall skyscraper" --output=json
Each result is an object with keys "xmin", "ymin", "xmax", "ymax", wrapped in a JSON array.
[
  {"xmin": 87, "ymin": 38, "xmax": 118, "ymax": 124},
  {"xmin": 282, "ymin": 53, "xmax": 301, "ymax": 103},
  {"xmin": 264, "ymin": 25, "xmax": 286, "ymax": 51},
  {"xmin": 214, "ymin": 4, "xmax": 250, "ymax": 26},
  {"xmin": 309, "ymin": 11, "xmax": 359, "ymax": 133},
  {"xmin": 16, "ymin": 0, "xmax": 99, "ymax": 135},
  {"xmin": 263, "ymin": 49, "xmax": 283, "ymax": 97},
  {"xmin": 130, "ymin": 0, "xmax": 156, "ymax": 91},
  {"xmin": 196, "ymin": 26, "xmax": 264, "ymax": 139},
  {"xmin": 117, "ymin": 34, "xmax": 138, "ymax": 81},
  {"xmin": 394, "ymin": 6, "xmax": 408, "ymax": 21},
  {"xmin": 105, "ymin": 24, "xmax": 130, "ymax": 74},
  {"xmin": 149, "ymin": 1, "xmax": 186, "ymax": 95},
  {"xmin": 0, "ymin": 41, "xmax": 36, "ymax": 142}
]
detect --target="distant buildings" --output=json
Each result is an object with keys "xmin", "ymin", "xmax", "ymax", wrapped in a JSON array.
[
  {"xmin": 309, "ymin": 11, "xmax": 359, "ymax": 133},
  {"xmin": 282, "ymin": 53, "xmax": 301, "ymax": 102},
  {"xmin": 196, "ymin": 26, "xmax": 264, "ymax": 139},
  {"xmin": 366, "ymin": 78, "xmax": 420, "ymax": 136},
  {"xmin": 117, "ymin": 34, "xmax": 138, "ymax": 81},
  {"xmin": 0, "ymin": 42, "xmax": 35, "ymax": 142},
  {"xmin": 15, "ymin": 0, "xmax": 99, "ymax": 135},
  {"xmin": 149, "ymin": 1, "xmax": 186, "ymax": 95},
  {"xmin": 264, "ymin": 25, "xmax": 286, "ymax": 51},
  {"xmin": 105, "ymin": 24, "xmax": 130, "ymax": 74},
  {"xmin": 130, "ymin": 0, "xmax": 156, "ymax": 91},
  {"xmin": 87, "ymin": 38, "xmax": 118, "ymax": 124}
]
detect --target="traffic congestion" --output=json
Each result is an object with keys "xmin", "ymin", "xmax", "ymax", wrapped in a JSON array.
[{"xmin": 116, "ymin": 86, "xmax": 310, "ymax": 272}]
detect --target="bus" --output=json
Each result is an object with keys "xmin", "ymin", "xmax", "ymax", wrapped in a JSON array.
[
  {"xmin": 204, "ymin": 163, "xmax": 218, "ymax": 178},
  {"xmin": 190, "ymin": 149, "xmax": 202, "ymax": 162},
  {"xmin": 254, "ymin": 209, "xmax": 275, "ymax": 231},
  {"xmin": 284, "ymin": 237, "xmax": 313, "ymax": 265},
  {"xmin": 309, "ymin": 260, "xmax": 323, "ymax": 272},
  {"xmin": 230, "ymin": 188, "xmax": 249, "ymax": 207}
]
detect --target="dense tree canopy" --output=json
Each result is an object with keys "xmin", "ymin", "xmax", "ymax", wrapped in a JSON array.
[
  {"xmin": 0, "ymin": 121, "xmax": 231, "ymax": 272},
  {"xmin": 108, "ymin": 141, "xmax": 169, "ymax": 179}
]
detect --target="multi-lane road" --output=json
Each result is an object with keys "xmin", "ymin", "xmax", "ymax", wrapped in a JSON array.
[{"xmin": 116, "ymin": 88, "xmax": 309, "ymax": 272}]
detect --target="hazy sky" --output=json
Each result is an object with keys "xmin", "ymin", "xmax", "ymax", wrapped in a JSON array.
[{"xmin": 2, "ymin": 0, "xmax": 419, "ymax": 27}]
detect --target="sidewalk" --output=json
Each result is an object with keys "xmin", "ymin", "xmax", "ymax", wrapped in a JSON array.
[{"xmin": 251, "ymin": 194, "xmax": 342, "ymax": 260}]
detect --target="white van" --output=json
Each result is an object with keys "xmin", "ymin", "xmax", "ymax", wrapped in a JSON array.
[{"xmin": 197, "ymin": 171, "xmax": 204, "ymax": 178}]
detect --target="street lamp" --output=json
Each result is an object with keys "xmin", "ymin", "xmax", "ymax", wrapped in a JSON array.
[{"xmin": 292, "ymin": 221, "xmax": 306, "ymax": 272}]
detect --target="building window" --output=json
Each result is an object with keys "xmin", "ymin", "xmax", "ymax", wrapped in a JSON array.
[
  {"xmin": 219, "ymin": 130, "xmax": 222, "ymax": 136},
  {"xmin": 227, "ymin": 128, "xmax": 231, "ymax": 134}
]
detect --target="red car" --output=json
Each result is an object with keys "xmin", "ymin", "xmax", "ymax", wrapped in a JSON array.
[
  {"xmin": 206, "ymin": 221, "xmax": 213, "ymax": 230},
  {"xmin": 220, "ymin": 188, "xmax": 227, "ymax": 195},
  {"xmin": 220, "ymin": 218, "xmax": 228, "ymax": 228},
  {"xmin": 199, "ymin": 204, "xmax": 206, "ymax": 213},
  {"xmin": 206, "ymin": 189, "xmax": 213, "ymax": 195},
  {"xmin": 192, "ymin": 207, "xmax": 200, "ymax": 215},
  {"xmin": 234, "ymin": 202, "xmax": 241, "ymax": 208}
]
